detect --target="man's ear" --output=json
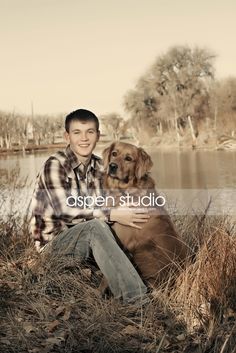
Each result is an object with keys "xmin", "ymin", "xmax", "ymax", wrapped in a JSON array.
[
  {"xmin": 135, "ymin": 147, "xmax": 153, "ymax": 179},
  {"xmin": 64, "ymin": 131, "xmax": 69, "ymax": 144},
  {"xmin": 97, "ymin": 130, "xmax": 101, "ymax": 142},
  {"xmin": 102, "ymin": 142, "xmax": 115, "ymax": 171}
]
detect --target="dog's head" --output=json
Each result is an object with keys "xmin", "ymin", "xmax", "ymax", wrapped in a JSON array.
[{"xmin": 102, "ymin": 142, "xmax": 153, "ymax": 183}]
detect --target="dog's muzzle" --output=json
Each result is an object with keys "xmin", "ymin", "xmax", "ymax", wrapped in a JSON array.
[{"xmin": 109, "ymin": 162, "xmax": 118, "ymax": 175}]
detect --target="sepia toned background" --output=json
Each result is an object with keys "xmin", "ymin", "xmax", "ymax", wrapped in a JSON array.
[{"xmin": 0, "ymin": 0, "xmax": 236, "ymax": 116}]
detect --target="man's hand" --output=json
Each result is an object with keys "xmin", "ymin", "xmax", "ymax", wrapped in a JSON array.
[{"xmin": 110, "ymin": 206, "xmax": 150, "ymax": 229}]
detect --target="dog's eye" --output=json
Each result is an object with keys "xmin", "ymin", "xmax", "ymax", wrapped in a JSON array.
[
  {"xmin": 125, "ymin": 156, "xmax": 133, "ymax": 162},
  {"xmin": 111, "ymin": 151, "xmax": 117, "ymax": 157}
]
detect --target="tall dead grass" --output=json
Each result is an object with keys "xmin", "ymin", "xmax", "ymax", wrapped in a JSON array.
[{"xmin": 0, "ymin": 194, "xmax": 236, "ymax": 352}]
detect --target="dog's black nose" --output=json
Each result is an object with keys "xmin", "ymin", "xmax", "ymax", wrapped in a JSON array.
[{"xmin": 109, "ymin": 163, "xmax": 118, "ymax": 174}]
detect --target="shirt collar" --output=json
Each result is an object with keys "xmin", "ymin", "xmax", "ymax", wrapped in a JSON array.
[{"xmin": 65, "ymin": 145, "xmax": 98, "ymax": 174}]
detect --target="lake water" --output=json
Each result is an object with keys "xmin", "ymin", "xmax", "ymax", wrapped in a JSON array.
[{"xmin": 1, "ymin": 146, "xmax": 236, "ymax": 217}]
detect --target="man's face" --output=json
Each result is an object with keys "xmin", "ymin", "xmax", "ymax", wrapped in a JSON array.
[{"xmin": 65, "ymin": 120, "xmax": 100, "ymax": 159}]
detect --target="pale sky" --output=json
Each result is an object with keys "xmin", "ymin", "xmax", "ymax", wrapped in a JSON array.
[{"xmin": 1, "ymin": 0, "xmax": 236, "ymax": 117}]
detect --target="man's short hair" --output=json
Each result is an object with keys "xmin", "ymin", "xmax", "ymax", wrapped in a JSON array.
[{"xmin": 65, "ymin": 109, "xmax": 99, "ymax": 133}]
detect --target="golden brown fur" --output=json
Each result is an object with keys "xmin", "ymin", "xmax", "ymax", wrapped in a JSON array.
[{"xmin": 102, "ymin": 142, "xmax": 187, "ymax": 286}]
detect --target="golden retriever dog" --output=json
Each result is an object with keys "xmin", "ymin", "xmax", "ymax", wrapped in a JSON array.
[{"xmin": 102, "ymin": 141, "xmax": 187, "ymax": 287}]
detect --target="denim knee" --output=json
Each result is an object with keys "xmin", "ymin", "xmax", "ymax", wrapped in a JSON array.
[{"xmin": 88, "ymin": 218, "xmax": 108, "ymax": 229}]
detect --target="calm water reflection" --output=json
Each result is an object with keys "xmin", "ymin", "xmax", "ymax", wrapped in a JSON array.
[
  {"xmin": 149, "ymin": 148, "xmax": 236, "ymax": 189},
  {"xmin": 1, "ymin": 147, "xmax": 236, "ymax": 216},
  {"xmin": 1, "ymin": 147, "xmax": 236, "ymax": 188}
]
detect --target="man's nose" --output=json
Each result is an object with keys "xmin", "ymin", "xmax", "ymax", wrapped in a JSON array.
[{"xmin": 81, "ymin": 132, "xmax": 89, "ymax": 140}]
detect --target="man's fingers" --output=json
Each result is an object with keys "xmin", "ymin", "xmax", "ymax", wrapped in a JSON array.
[
  {"xmin": 129, "ymin": 222, "xmax": 142, "ymax": 229},
  {"xmin": 133, "ymin": 214, "xmax": 150, "ymax": 219},
  {"xmin": 133, "ymin": 218, "xmax": 149, "ymax": 223}
]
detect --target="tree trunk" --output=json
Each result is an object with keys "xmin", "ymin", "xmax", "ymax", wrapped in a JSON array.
[
  {"xmin": 51, "ymin": 133, "xmax": 55, "ymax": 144},
  {"xmin": 159, "ymin": 121, "xmax": 163, "ymax": 135},
  {"xmin": 174, "ymin": 109, "xmax": 180, "ymax": 144},
  {"xmin": 173, "ymin": 94, "xmax": 180, "ymax": 145},
  {"xmin": 187, "ymin": 115, "xmax": 197, "ymax": 148},
  {"xmin": 214, "ymin": 105, "xmax": 217, "ymax": 132},
  {"xmin": 5, "ymin": 135, "xmax": 11, "ymax": 149}
]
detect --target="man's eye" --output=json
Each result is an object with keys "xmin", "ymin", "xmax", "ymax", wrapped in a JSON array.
[
  {"xmin": 125, "ymin": 156, "xmax": 132, "ymax": 162},
  {"xmin": 111, "ymin": 151, "xmax": 117, "ymax": 157},
  {"xmin": 88, "ymin": 130, "xmax": 95, "ymax": 134}
]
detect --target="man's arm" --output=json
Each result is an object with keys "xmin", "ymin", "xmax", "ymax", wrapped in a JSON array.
[{"xmin": 32, "ymin": 157, "xmax": 150, "ymax": 230}]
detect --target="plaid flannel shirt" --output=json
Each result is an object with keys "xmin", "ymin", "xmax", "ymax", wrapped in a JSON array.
[{"xmin": 29, "ymin": 145, "xmax": 107, "ymax": 252}]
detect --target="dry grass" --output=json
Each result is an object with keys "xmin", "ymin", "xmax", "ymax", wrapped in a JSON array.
[{"xmin": 0, "ymin": 204, "xmax": 236, "ymax": 352}]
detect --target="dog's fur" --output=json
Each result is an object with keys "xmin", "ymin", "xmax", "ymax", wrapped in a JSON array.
[{"xmin": 102, "ymin": 142, "xmax": 187, "ymax": 286}]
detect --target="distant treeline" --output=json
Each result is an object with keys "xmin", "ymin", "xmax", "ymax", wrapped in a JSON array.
[
  {"xmin": 0, "ymin": 112, "xmax": 65, "ymax": 152},
  {"xmin": 1, "ymin": 45, "xmax": 236, "ymax": 151}
]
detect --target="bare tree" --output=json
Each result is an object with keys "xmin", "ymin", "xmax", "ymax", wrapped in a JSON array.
[
  {"xmin": 0, "ymin": 111, "xmax": 15, "ymax": 149},
  {"xmin": 100, "ymin": 113, "xmax": 124, "ymax": 140},
  {"xmin": 209, "ymin": 77, "xmax": 236, "ymax": 136},
  {"xmin": 14, "ymin": 113, "xmax": 30, "ymax": 153},
  {"xmin": 48, "ymin": 114, "xmax": 64, "ymax": 144},
  {"xmin": 123, "ymin": 87, "xmax": 160, "ymax": 143},
  {"xmin": 124, "ymin": 45, "xmax": 215, "ymax": 146}
]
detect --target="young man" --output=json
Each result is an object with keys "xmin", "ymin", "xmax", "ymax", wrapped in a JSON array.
[{"xmin": 29, "ymin": 109, "xmax": 150, "ymax": 303}]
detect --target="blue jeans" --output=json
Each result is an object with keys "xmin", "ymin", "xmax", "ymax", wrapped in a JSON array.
[{"xmin": 48, "ymin": 219, "xmax": 147, "ymax": 302}]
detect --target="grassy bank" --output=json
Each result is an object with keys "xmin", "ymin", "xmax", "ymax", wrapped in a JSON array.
[{"xmin": 0, "ymin": 208, "xmax": 236, "ymax": 353}]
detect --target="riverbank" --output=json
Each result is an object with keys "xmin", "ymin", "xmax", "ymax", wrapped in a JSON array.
[
  {"xmin": 0, "ymin": 143, "xmax": 67, "ymax": 155},
  {"xmin": 0, "ymin": 139, "xmax": 112, "ymax": 156},
  {"xmin": 1, "ymin": 132, "xmax": 236, "ymax": 156}
]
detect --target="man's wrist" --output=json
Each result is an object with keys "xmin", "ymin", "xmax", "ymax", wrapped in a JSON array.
[
  {"xmin": 104, "ymin": 208, "xmax": 115, "ymax": 224},
  {"xmin": 93, "ymin": 208, "xmax": 114, "ymax": 223},
  {"xmin": 109, "ymin": 209, "xmax": 114, "ymax": 222}
]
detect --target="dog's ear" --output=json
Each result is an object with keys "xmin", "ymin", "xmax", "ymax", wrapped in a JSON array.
[
  {"xmin": 102, "ymin": 143, "xmax": 115, "ymax": 170},
  {"xmin": 135, "ymin": 147, "xmax": 153, "ymax": 179}
]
